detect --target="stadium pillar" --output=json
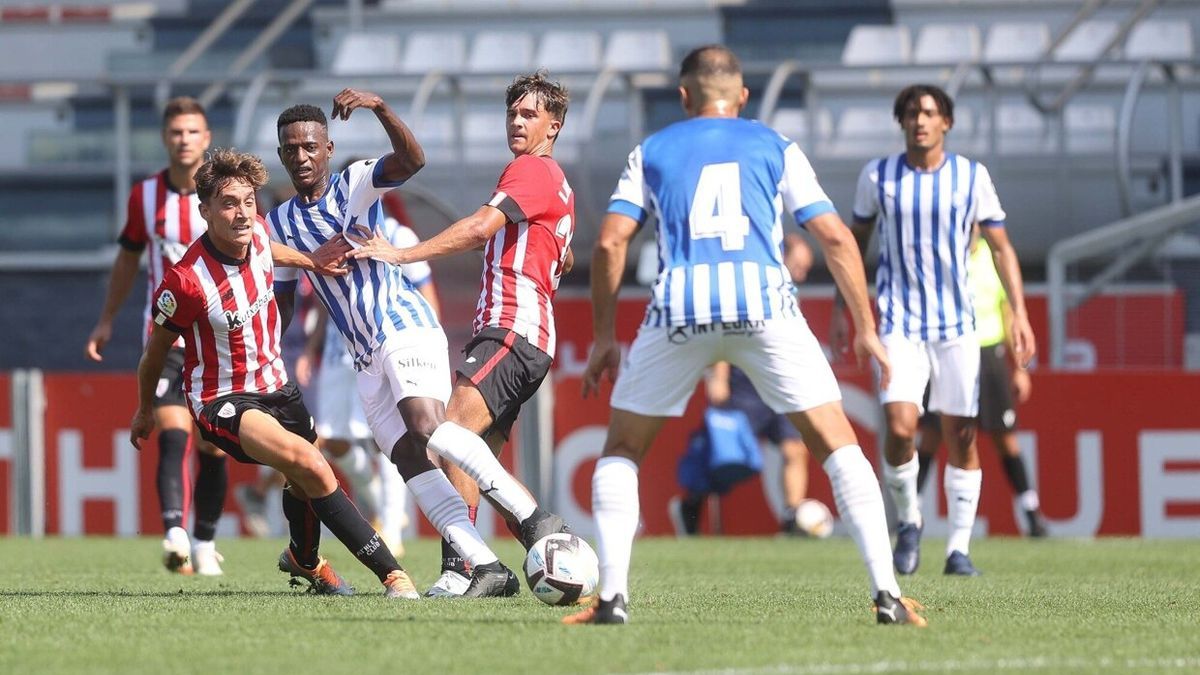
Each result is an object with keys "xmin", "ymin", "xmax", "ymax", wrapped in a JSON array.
[
  {"xmin": 10, "ymin": 369, "xmax": 46, "ymax": 537},
  {"xmin": 517, "ymin": 373, "xmax": 554, "ymax": 507}
]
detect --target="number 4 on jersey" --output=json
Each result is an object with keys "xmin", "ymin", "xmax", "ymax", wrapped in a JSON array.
[{"xmin": 689, "ymin": 162, "xmax": 749, "ymax": 251}]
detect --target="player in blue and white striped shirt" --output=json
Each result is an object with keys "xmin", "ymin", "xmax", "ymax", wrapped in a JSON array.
[
  {"xmin": 567, "ymin": 45, "xmax": 924, "ymax": 627},
  {"xmin": 833, "ymin": 84, "xmax": 1036, "ymax": 577}
]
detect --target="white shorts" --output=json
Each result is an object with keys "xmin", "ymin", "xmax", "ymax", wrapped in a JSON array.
[
  {"xmin": 355, "ymin": 328, "xmax": 452, "ymax": 453},
  {"xmin": 315, "ymin": 358, "xmax": 371, "ymax": 441},
  {"xmin": 610, "ymin": 317, "xmax": 842, "ymax": 417},
  {"xmin": 880, "ymin": 332, "xmax": 980, "ymax": 417}
]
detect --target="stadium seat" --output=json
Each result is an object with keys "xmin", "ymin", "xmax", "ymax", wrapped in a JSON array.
[
  {"xmin": 331, "ymin": 33, "xmax": 402, "ymax": 75},
  {"xmin": 463, "ymin": 110, "xmax": 512, "ymax": 165},
  {"xmin": 826, "ymin": 107, "xmax": 902, "ymax": 158},
  {"xmin": 604, "ymin": 30, "xmax": 672, "ymax": 71},
  {"xmin": 768, "ymin": 108, "xmax": 833, "ymax": 151},
  {"xmin": 913, "ymin": 23, "xmax": 981, "ymax": 65},
  {"xmin": 467, "ymin": 31, "xmax": 535, "ymax": 74},
  {"xmin": 983, "ymin": 22, "xmax": 1051, "ymax": 63},
  {"xmin": 536, "ymin": 30, "xmax": 602, "ymax": 73},
  {"xmin": 1125, "ymin": 19, "xmax": 1194, "ymax": 60},
  {"xmin": 1053, "ymin": 20, "xmax": 1120, "ymax": 62},
  {"xmin": 994, "ymin": 102, "xmax": 1050, "ymax": 155},
  {"xmin": 1064, "ymin": 103, "xmax": 1116, "ymax": 154},
  {"xmin": 841, "ymin": 25, "xmax": 911, "ymax": 66},
  {"xmin": 401, "ymin": 31, "xmax": 466, "ymax": 74}
]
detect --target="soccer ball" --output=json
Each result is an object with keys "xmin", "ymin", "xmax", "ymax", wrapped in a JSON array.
[
  {"xmin": 523, "ymin": 533, "xmax": 599, "ymax": 606},
  {"xmin": 794, "ymin": 499, "xmax": 835, "ymax": 538}
]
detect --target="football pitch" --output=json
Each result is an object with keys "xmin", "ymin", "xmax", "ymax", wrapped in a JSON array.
[{"xmin": 1, "ymin": 536, "xmax": 1196, "ymax": 674}]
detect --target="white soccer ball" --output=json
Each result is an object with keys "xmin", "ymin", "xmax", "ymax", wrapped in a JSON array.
[
  {"xmin": 794, "ymin": 498, "xmax": 835, "ymax": 539},
  {"xmin": 523, "ymin": 533, "xmax": 599, "ymax": 606}
]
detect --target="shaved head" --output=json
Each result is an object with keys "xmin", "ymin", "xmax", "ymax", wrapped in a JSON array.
[{"xmin": 679, "ymin": 45, "xmax": 745, "ymax": 107}]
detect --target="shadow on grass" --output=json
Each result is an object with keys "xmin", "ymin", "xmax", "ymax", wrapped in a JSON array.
[{"xmin": 0, "ymin": 590, "xmax": 300, "ymax": 598}]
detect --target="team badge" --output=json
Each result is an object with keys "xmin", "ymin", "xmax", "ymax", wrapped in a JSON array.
[
  {"xmin": 217, "ymin": 402, "xmax": 236, "ymax": 419},
  {"xmin": 156, "ymin": 290, "xmax": 178, "ymax": 317}
]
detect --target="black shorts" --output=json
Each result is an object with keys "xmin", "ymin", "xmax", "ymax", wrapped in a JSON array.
[
  {"xmin": 153, "ymin": 348, "xmax": 188, "ymax": 408},
  {"xmin": 726, "ymin": 368, "xmax": 801, "ymax": 444},
  {"xmin": 978, "ymin": 343, "xmax": 1017, "ymax": 432},
  {"xmin": 194, "ymin": 381, "xmax": 317, "ymax": 465},
  {"xmin": 456, "ymin": 327, "xmax": 552, "ymax": 438}
]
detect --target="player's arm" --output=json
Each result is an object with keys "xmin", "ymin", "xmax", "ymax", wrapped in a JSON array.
[
  {"xmin": 331, "ymin": 88, "xmax": 425, "ymax": 183},
  {"xmin": 86, "ymin": 247, "xmax": 142, "ymax": 361},
  {"xmin": 130, "ymin": 324, "xmax": 178, "ymax": 449},
  {"xmin": 806, "ymin": 211, "xmax": 890, "ymax": 388},
  {"xmin": 980, "ymin": 225, "xmax": 1036, "ymax": 367},
  {"xmin": 346, "ymin": 205, "xmax": 506, "ymax": 265},
  {"xmin": 999, "ymin": 299, "xmax": 1033, "ymax": 404},
  {"xmin": 563, "ymin": 246, "xmax": 575, "ymax": 275},
  {"xmin": 270, "ymin": 236, "xmax": 351, "ymax": 276},
  {"xmin": 582, "ymin": 212, "xmax": 639, "ymax": 398}
]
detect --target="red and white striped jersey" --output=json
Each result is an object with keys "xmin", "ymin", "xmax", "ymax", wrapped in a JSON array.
[
  {"xmin": 118, "ymin": 170, "xmax": 207, "ymax": 345},
  {"xmin": 150, "ymin": 220, "xmax": 287, "ymax": 415},
  {"xmin": 479, "ymin": 154, "xmax": 575, "ymax": 358}
]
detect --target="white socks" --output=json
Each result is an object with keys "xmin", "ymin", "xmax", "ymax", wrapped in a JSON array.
[
  {"xmin": 883, "ymin": 454, "xmax": 922, "ymax": 526},
  {"xmin": 1018, "ymin": 489, "xmax": 1040, "ymax": 512},
  {"xmin": 945, "ymin": 465, "xmax": 982, "ymax": 556},
  {"xmin": 592, "ymin": 456, "xmax": 640, "ymax": 603},
  {"xmin": 407, "ymin": 468, "xmax": 498, "ymax": 567},
  {"xmin": 428, "ymin": 421, "xmax": 537, "ymax": 522},
  {"xmin": 823, "ymin": 446, "xmax": 901, "ymax": 598}
]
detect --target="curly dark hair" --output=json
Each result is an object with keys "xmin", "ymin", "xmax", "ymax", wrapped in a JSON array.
[
  {"xmin": 195, "ymin": 148, "xmax": 269, "ymax": 203},
  {"xmin": 505, "ymin": 70, "xmax": 569, "ymax": 124},
  {"xmin": 276, "ymin": 104, "xmax": 327, "ymax": 132},
  {"xmin": 893, "ymin": 84, "xmax": 955, "ymax": 126}
]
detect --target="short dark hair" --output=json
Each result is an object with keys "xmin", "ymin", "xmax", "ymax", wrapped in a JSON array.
[
  {"xmin": 893, "ymin": 84, "xmax": 954, "ymax": 125},
  {"xmin": 195, "ymin": 148, "xmax": 269, "ymax": 203},
  {"xmin": 679, "ymin": 45, "xmax": 742, "ymax": 81},
  {"xmin": 162, "ymin": 96, "xmax": 207, "ymax": 127},
  {"xmin": 506, "ymin": 70, "xmax": 569, "ymax": 124},
  {"xmin": 276, "ymin": 104, "xmax": 327, "ymax": 132}
]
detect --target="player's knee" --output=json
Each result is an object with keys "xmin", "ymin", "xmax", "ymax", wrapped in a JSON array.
[{"xmin": 887, "ymin": 419, "xmax": 917, "ymax": 446}]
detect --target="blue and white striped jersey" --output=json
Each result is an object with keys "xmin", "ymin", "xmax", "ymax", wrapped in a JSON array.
[
  {"xmin": 320, "ymin": 219, "xmax": 433, "ymax": 369},
  {"xmin": 270, "ymin": 156, "xmax": 439, "ymax": 368},
  {"xmin": 609, "ymin": 117, "xmax": 835, "ymax": 327},
  {"xmin": 853, "ymin": 153, "xmax": 1006, "ymax": 341}
]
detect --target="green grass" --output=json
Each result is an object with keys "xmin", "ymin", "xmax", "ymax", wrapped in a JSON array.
[{"xmin": 1, "ymin": 536, "xmax": 1197, "ymax": 674}]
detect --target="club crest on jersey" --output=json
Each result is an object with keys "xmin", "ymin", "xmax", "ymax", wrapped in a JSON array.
[
  {"xmin": 217, "ymin": 402, "xmax": 236, "ymax": 419},
  {"xmin": 157, "ymin": 290, "xmax": 178, "ymax": 317}
]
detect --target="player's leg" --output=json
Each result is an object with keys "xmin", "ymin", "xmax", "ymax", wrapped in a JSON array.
[
  {"xmin": 428, "ymin": 329, "xmax": 566, "ymax": 549},
  {"xmin": 565, "ymin": 324, "xmax": 712, "ymax": 626},
  {"xmin": 191, "ymin": 439, "xmax": 227, "ymax": 576},
  {"xmin": 914, "ymin": 386, "xmax": 941, "ymax": 496},
  {"xmin": 372, "ymin": 441, "xmax": 409, "ymax": 556},
  {"xmin": 427, "ymin": 457, "xmax": 477, "ymax": 596},
  {"xmin": 152, "ymin": 349, "xmax": 195, "ymax": 573},
  {"xmin": 771, "ymin": 418, "xmax": 809, "ymax": 533},
  {"xmin": 931, "ymin": 336, "xmax": 984, "ymax": 576},
  {"xmin": 316, "ymin": 361, "xmax": 382, "ymax": 522},
  {"xmin": 877, "ymin": 334, "xmax": 931, "ymax": 575},
  {"xmin": 231, "ymin": 391, "xmax": 416, "ymax": 597},
  {"xmin": 979, "ymin": 344, "xmax": 1047, "ymax": 537},
  {"xmin": 730, "ymin": 318, "xmax": 922, "ymax": 625},
  {"xmin": 358, "ymin": 332, "xmax": 517, "ymax": 598}
]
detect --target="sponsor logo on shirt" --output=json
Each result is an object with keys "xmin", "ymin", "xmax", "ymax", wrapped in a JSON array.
[{"xmin": 223, "ymin": 288, "xmax": 274, "ymax": 332}]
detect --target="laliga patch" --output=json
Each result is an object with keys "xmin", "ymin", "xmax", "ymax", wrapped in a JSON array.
[
  {"xmin": 157, "ymin": 290, "xmax": 178, "ymax": 317},
  {"xmin": 217, "ymin": 402, "xmax": 236, "ymax": 419}
]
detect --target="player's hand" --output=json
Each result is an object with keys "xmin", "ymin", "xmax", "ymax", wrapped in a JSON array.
[
  {"xmin": 331, "ymin": 88, "xmax": 383, "ymax": 121},
  {"xmin": 829, "ymin": 309, "xmax": 852, "ymax": 363},
  {"xmin": 345, "ymin": 226, "xmax": 405, "ymax": 265},
  {"xmin": 1011, "ymin": 367, "xmax": 1032, "ymax": 404},
  {"xmin": 1009, "ymin": 312, "xmax": 1037, "ymax": 369},
  {"xmin": 855, "ymin": 331, "xmax": 891, "ymax": 391},
  {"xmin": 85, "ymin": 322, "xmax": 112, "ymax": 362},
  {"xmin": 295, "ymin": 353, "xmax": 314, "ymax": 388},
  {"xmin": 582, "ymin": 338, "xmax": 621, "ymax": 399},
  {"xmin": 129, "ymin": 407, "xmax": 154, "ymax": 450},
  {"xmin": 307, "ymin": 233, "xmax": 352, "ymax": 276}
]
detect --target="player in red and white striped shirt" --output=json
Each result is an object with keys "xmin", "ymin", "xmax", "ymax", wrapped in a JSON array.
[
  {"xmin": 131, "ymin": 149, "xmax": 420, "ymax": 599},
  {"xmin": 84, "ymin": 97, "xmax": 229, "ymax": 576},
  {"xmin": 347, "ymin": 72, "xmax": 576, "ymax": 595}
]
